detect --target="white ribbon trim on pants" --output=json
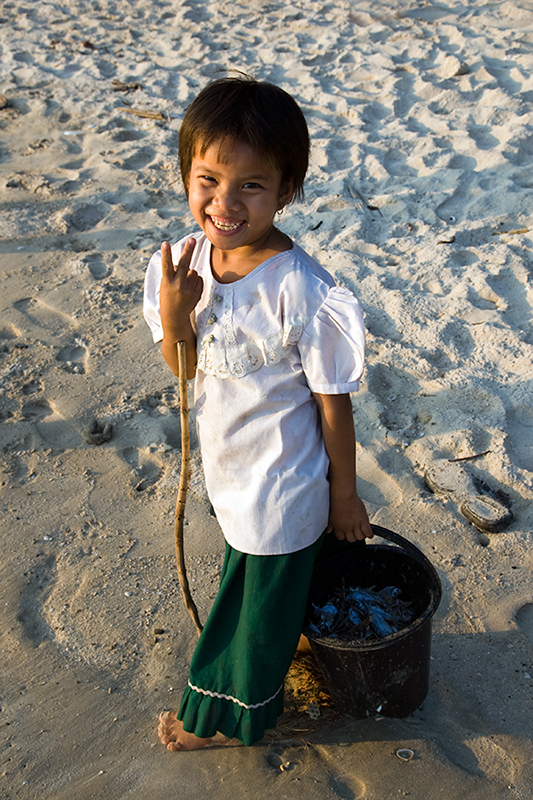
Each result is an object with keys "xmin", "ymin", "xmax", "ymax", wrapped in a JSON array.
[{"xmin": 188, "ymin": 680, "xmax": 283, "ymax": 710}]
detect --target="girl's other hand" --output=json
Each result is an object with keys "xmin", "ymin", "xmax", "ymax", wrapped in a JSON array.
[
  {"xmin": 327, "ymin": 490, "xmax": 374, "ymax": 542},
  {"xmin": 312, "ymin": 392, "xmax": 373, "ymax": 543}
]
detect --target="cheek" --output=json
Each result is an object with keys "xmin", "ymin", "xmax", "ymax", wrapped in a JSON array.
[
  {"xmin": 187, "ymin": 192, "xmax": 203, "ymax": 222},
  {"xmin": 188, "ymin": 187, "xmax": 203, "ymax": 210}
]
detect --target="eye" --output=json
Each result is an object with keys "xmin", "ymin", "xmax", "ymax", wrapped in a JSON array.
[
  {"xmin": 243, "ymin": 182, "xmax": 263, "ymax": 190},
  {"xmin": 199, "ymin": 175, "xmax": 217, "ymax": 184}
]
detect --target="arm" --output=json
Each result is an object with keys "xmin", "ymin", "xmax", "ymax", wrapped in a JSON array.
[
  {"xmin": 313, "ymin": 392, "xmax": 373, "ymax": 541},
  {"xmin": 159, "ymin": 239, "xmax": 203, "ymax": 379}
]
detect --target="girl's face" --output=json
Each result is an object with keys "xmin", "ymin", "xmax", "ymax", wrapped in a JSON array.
[{"xmin": 186, "ymin": 138, "xmax": 293, "ymax": 257}]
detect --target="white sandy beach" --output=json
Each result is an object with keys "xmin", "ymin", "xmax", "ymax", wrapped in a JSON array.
[{"xmin": 0, "ymin": 0, "xmax": 532, "ymax": 797}]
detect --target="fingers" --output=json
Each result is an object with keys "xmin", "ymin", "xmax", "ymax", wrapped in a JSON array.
[
  {"xmin": 161, "ymin": 238, "xmax": 197, "ymax": 279},
  {"xmin": 362, "ymin": 521, "xmax": 374, "ymax": 539},
  {"xmin": 329, "ymin": 524, "xmax": 374, "ymax": 541},
  {"xmin": 174, "ymin": 237, "xmax": 197, "ymax": 275},
  {"xmin": 161, "ymin": 241, "xmax": 174, "ymax": 279}
]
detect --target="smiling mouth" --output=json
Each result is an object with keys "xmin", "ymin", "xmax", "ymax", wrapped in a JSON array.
[{"xmin": 209, "ymin": 216, "xmax": 244, "ymax": 232}]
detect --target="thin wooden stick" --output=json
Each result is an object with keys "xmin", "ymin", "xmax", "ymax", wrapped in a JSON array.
[
  {"xmin": 448, "ymin": 450, "xmax": 491, "ymax": 463},
  {"xmin": 492, "ymin": 228, "xmax": 529, "ymax": 236},
  {"xmin": 123, "ymin": 107, "xmax": 167, "ymax": 121},
  {"xmin": 174, "ymin": 341, "xmax": 203, "ymax": 636}
]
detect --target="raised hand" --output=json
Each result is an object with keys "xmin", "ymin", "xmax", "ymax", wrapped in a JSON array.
[
  {"xmin": 159, "ymin": 239, "xmax": 203, "ymax": 378},
  {"xmin": 160, "ymin": 239, "xmax": 203, "ymax": 343}
]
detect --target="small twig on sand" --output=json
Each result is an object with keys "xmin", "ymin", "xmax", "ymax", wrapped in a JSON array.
[
  {"xmin": 492, "ymin": 228, "xmax": 529, "ymax": 236},
  {"xmin": 448, "ymin": 450, "xmax": 491, "ymax": 462},
  {"xmin": 174, "ymin": 341, "xmax": 203, "ymax": 636},
  {"xmin": 123, "ymin": 108, "xmax": 167, "ymax": 121},
  {"xmin": 111, "ymin": 79, "xmax": 142, "ymax": 92}
]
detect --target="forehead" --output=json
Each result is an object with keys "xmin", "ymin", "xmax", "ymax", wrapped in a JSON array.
[{"xmin": 192, "ymin": 137, "xmax": 281, "ymax": 178}]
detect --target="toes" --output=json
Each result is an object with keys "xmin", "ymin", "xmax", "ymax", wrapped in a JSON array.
[
  {"xmin": 158, "ymin": 710, "xmax": 177, "ymax": 739},
  {"xmin": 167, "ymin": 741, "xmax": 184, "ymax": 751},
  {"xmin": 158, "ymin": 725, "xmax": 176, "ymax": 745}
]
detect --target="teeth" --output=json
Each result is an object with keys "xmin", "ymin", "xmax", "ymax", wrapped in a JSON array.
[{"xmin": 210, "ymin": 217, "xmax": 242, "ymax": 231}]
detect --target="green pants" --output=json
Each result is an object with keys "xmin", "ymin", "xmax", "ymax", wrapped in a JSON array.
[{"xmin": 178, "ymin": 533, "xmax": 361, "ymax": 745}]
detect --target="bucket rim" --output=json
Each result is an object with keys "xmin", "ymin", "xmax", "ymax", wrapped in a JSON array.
[{"xmin": 303, "ymin": 525, "xmax": 442, "ymax": 651}]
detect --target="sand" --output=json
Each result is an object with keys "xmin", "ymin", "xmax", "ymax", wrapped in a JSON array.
[{"xmin": 1, "ymin": 0, "xmax": 532, "ymax": 797}]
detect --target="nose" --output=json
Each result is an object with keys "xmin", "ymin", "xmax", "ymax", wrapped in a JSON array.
[{"xmin": 212, "ymin": 183, "xmax": 240, "ymax": 213}]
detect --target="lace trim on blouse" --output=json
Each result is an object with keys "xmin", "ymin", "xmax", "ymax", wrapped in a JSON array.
[
  {"xmin": 195, "ymin": 279, "xmax": 312, "ymax": 379},
  {"xmin": 197, "ymin": 317, "xmax": 310, "ymax": 379}
]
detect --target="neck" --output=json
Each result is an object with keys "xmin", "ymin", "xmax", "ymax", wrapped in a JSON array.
[{"xmin": 211, "ymin": 227, "xmax": 291, "ymax": 284}]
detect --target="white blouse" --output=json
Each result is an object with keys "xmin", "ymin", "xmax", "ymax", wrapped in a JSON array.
[{"xmin": 143, "ymin": 232, "xmax": 365, "ymax": 555}]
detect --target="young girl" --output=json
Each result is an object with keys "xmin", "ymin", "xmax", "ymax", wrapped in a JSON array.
[{"xmin": 143, "ymin": 76, "xmax": 373, "ymax": 751}]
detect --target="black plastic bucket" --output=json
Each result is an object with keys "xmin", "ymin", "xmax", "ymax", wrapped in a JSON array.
[{"xmin": 303, "ymin": 525, "xmax": 442, "ymax": 718}]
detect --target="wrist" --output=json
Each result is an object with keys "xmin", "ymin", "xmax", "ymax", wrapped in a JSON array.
[
  {"xmin": 162, "ymin": 332, "xmax": 182, "ymax": 345},
  {"xmin": 329, "ymin": 479, "xmax": 358, "ymax": 501},
  {"xmin": 162, "ymin": 321, "xmax": 193, "ymax": 344}
]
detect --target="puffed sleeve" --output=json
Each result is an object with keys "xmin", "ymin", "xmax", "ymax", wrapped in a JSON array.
[
  {"xmin": 143, "ymin": 249, "xmax": 163, "ymax": 343},
  {"xmin": 298, "ymin": 285, "xmax": 365, "ymax": 393}
]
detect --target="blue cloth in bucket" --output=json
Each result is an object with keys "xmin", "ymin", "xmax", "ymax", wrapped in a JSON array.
[{"xmin": 308, "ymin": 585, "xmax": 414, "ymax": 641}]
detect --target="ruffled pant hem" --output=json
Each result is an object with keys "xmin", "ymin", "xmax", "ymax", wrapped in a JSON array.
[{"xmin": 178, "ymin": 682, "xmax": 284, "ymax": 746}]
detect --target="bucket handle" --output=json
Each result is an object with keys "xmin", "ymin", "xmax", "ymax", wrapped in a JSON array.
[{"xmin": 369, "ymin": 524, "xmax": 439, "ymax": 579}]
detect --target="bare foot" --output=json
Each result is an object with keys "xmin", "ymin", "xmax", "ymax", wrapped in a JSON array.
[{"xmin": 158, "ymin": 711, "xmax": 242, "ymax": 751}]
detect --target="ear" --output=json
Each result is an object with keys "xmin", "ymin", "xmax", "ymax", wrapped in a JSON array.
[{"xmin": 278, "ymin": 180, "xmax": 295, "ymax": 210}]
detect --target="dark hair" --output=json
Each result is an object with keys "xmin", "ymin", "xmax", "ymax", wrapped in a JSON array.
[{"xmin": 179, "ymin": 76, "xmax": 309, "ymax": 202}]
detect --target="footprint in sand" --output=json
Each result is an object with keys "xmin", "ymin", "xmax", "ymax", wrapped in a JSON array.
[
  {"xmin": 505, "ymin": 403, "xmax": 533, "ymax": 472},
  {"xmin": 28, "ymin": 399, "xmax": 84, "ymax": 451},
  {"xmin": 21, "ymin": 396, "xmax": 53, "ymax": 421},
  {"xmin": 95, "ymin": 58, "xmax": 117, "ymax": 80},
  {"xmin": 305, "ymin": 745, "xmax": 367, "ymax": 799},
  {"xmin": 467, "ymin": 123, "xmax": 499, "ymax": 151},
  {"xmin": 393, "ymin": 72, "xmax": 418, "ymax": 118},
  {"xmin": 266, "ymin": 745, "xmax": 294, "ymax": 771},
  {"xmin": 119, "ymin": 146, "xmax": 157, "ymax": 171},
  {"xmin": 329, "ymin": 774, "xmax": 366, "ymax": 800},
  {"xmin": 121, "ymin": 447, "xmax": 163, "ymax": 494},
  {"xmin": 84, "ymin": 252, "xmax": 112, "ymax": 280},
  {"xmin": 366, "ymin": 362, "xmax": 421, "ymax": 433},
  {"xmin": 69, "ymin": 202, "xmax": 109, "ymax": 232},
  {"xmin": 111, "ymin": 127, "xmax": 147, "ymax": 143},
  {"xmin": 516, "ymin": 604, "xmax": 533, "ymax": 644},
  {"xmin": 84, "ymin": 418, "xmax": 113, "ymax": 445},
  {"xmin": 13, "ymin": 297, "xmax": 76, "ymax": 333},
  {"xmin": 17, "ymin": 553, "xmax": 56, "ymax": 647},
  {"xmin": 56, "ymin": 338, "xmax": 88, "ymax": 374},
  {"xmin": 267, "ymin": 740, "xmax": 367, "ymax": 797},
  {"xmin": 0, "ymin": 323, "xmax": 20, "ymax": 342}
]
